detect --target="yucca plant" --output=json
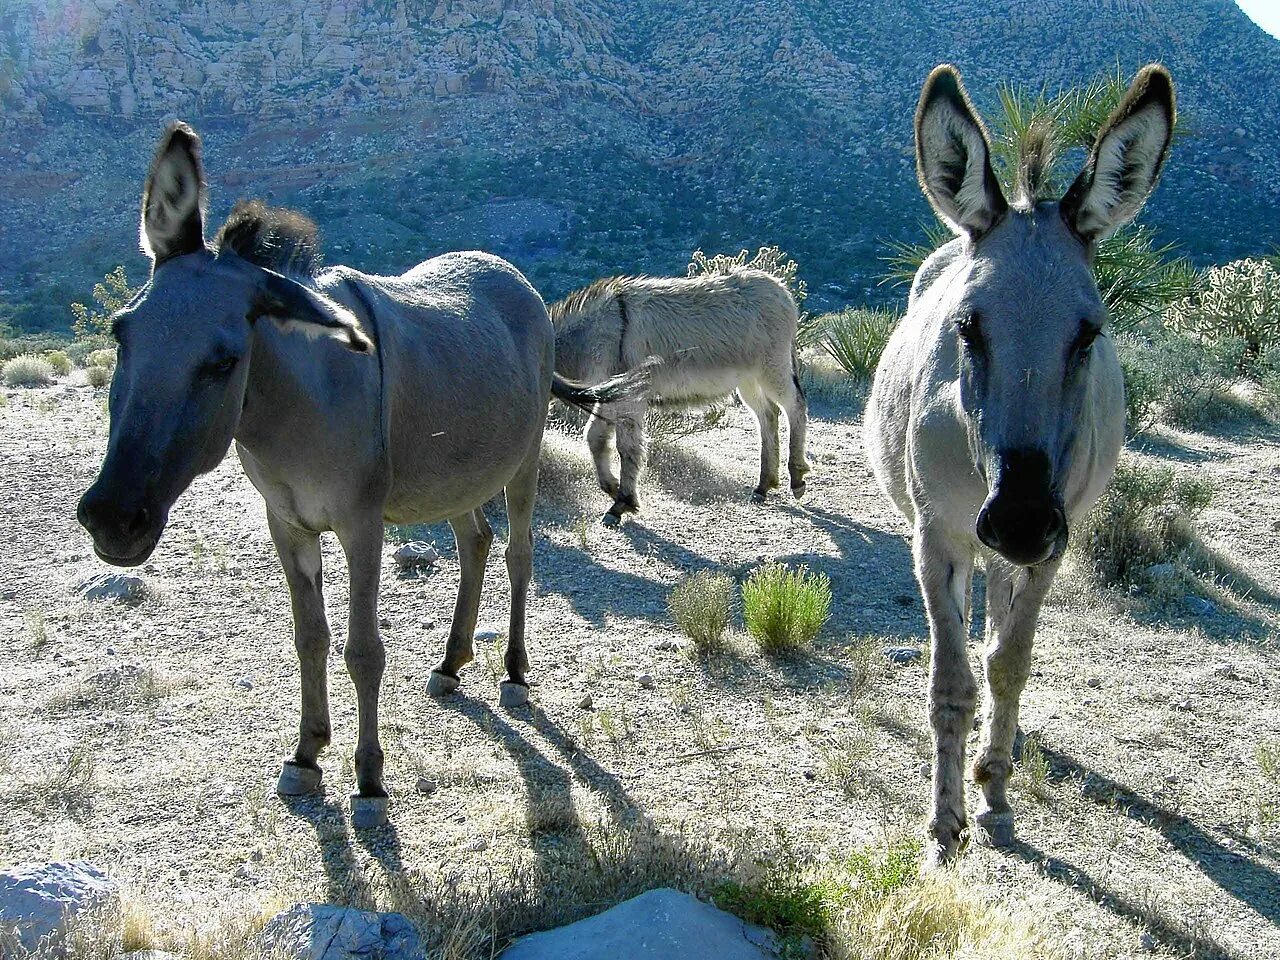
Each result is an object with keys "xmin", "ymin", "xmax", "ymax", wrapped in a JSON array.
[{"xmin": 820, "ymin": 307, "xmax": 899, "ymax": 380}]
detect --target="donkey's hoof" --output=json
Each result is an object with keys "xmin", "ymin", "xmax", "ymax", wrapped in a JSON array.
[
  {"xmin": 277, "ymin": 760, "xmax": 323, "ymax": 796},
  {"xmin": 499, "ymin": 680, "xmax": 531, "ymax": 709},
  {"xmin": 427, "ymin": 669, "xmax": 460, "ymax": 697},
  {"xmin": 600, "ymin": 511, "xmax": 622, "ymax": 528},
  {"xmin": 750, "ymin": 488, "xmax": 768, "ymax": 504},
  {"xmin": 791, "ymin": 481, "xmax": 807, "ymax": 500},
  {"xmin": 974, "ymin": 811, "xmax": 1016, "ymax": 848},
  {"xmin": 350, "ymin": 793, "xmax": 389, "ymax": 829}
]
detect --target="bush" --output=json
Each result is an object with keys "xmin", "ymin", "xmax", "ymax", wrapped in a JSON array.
[
  {"xmin": 44, "ymin": 350, "xmax": 71, "ymax": 377},
  {"xmin": 1168, "ymin": 258, "xmax": 1280, "ymax": 370},
  {"xmin": 2, "ymin": 353, "xmax": 55, "ymax": 387},
  {"xmin": 1074, "ymin": 456, "xmax": 1214, "ymax": 585},
  {"xmin": 742, "ymin": 563, "xmax": 831, "ymax": 654},
  {"xmin": 820, "ymin": 307, "xmax": 898, "ymax": 380},
  {"xmin": 71, "ymin": 266, "xmax": 138, "ymax": 340},
  {"xmin": 688, "ymin": 245, "xmax": 819, "ymax": 347},
  {"xmin": 86, "ymin": 347, "xmax": 117, "ymax": 370},
  {"xmin": 1116, "ymin": 330, "xmax": 1235, "ymax": 433},
  {"xmin": 668, "ymin": 570, "xmax": 733, "ymax": 654},
  {"xmin": 85, "ymin": 364, "xmax": 113, "ymax": 389}
]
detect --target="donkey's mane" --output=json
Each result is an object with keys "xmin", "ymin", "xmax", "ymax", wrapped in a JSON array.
[
  {"xmin": 214, "ymin": 199, "xmax": 323, "ymax": 276},
  {"xmin": 549, "ymin": 277, "xmax": 626, "ymax": 326},
  {"xmin": 1012, "ymin": 121, "xmax": 1060, "ymax": 208}
]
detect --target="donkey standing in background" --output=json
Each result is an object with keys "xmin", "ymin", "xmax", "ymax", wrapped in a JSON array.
[
  {"xmin": 865, "ymin": 64, "xmax": 1175, "ymax": 865},
  {"xmin": 77, "ymin": 123, "xmax": 648, "ymax": 826},
  {"xmin": 551, "ymin": 270, "xmax": 809, "ymax": 525}
]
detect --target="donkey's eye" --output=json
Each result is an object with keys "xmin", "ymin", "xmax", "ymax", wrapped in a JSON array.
[
  {"xmin": 200, "ymin": 356, "xmax": 238, "ymax": 379},
  {"xmin": 956, "ymin": 312, "xmax": 982, "ymax": 345}
]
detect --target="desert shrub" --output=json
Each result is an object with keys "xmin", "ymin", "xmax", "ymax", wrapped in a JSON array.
[
  {"xmin": 85, "ymin": 364, "xmax": 113, "ymax": 388},
  {"xmin": 2, "ymin": 353, "xmax": 54, "ymax": 387},
  {"xmin": 44, "ymin": 349, "xmax": 71, "ymax": 376},
  {"xmin": 688, "ymin": 245, "xmax": 819, "ymax": 347},
  {"xmin": 820, "ymin": 307, "xmax": 898, "ymax": 380},
  {"xmin": 742, "ymin": 562, "xmax": 831, "ymax": 654},
  {"xmin": 1074, "ymin": 456, "xmax": 1214, "ymax": 585},
  {"xmin": 1116, "ymin": 330, "xmax": 1236, "ymax": 433},
  {"xmin": 1167, "ymin": 258, "xmax": 1280, "ymax": 370},
  {"xmin": 71, "ymin": 265, "xmax": 138, "ymax": 340},
  {"xmin": 648, "ymin": 403, "xmax": 728, "ymax": 444},
  {"xmin": 668, "ymin": 569, "xmax": 733, "ymax": 654}
]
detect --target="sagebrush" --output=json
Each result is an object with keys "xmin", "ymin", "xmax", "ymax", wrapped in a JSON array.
[
  {"xmin": 667, "ymin": 569, "xmax": 733, "ymax": 654},
  {"xmin": 742, "ymin": 562, "xmax": 831, "ymax": 654},
  {"xmin": 2, "ymin": 353, "xmax": 54, "ymax": 387}
]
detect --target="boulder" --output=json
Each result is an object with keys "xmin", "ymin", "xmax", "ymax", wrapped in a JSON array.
[
  {"xmin": 0, "ymin": 861, "xmax": 121, "ymax": 955},
  {"xmin": 259, "ymin": 903, "xmax": 421, "ymax": 960},
  {"xmin": 500, "ymin": 888, "xmax": 777, "ymax": 960},
  {"xmin": 393, "ymin": 541, "xmax": 439, "ymax": 572}
]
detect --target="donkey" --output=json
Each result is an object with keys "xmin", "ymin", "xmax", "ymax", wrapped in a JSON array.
[
  {"xmin": 865, "ymin": 64, "xmax": 1174, "ymax": 865},
  {"xmin": 550, "ymin": 270, "xmax": 809, "ymax": 525},
  {"xmin": 77, "ymin": 123, "xmax": 649, "ymax": 826}
]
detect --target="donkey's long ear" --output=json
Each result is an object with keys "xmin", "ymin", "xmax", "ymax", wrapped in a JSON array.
[
  {"xmin": 1061, "ymin": 65, "xmax": 1175, "ymax": 243},
  {"xmin": 915, "ymin": 65, "xmax": 1008, "ymax": 238},
  {"xmin": 252, "ymin": 270, "xmax": 374, "ymax": 354},
  {"xmin": 141, "ymin": 122, "xmax": 207, "ymax": 263}
]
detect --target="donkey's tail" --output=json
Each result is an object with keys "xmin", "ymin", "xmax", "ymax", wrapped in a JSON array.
[{"xmin": 550, "ymin": 356, "xmax": 660, "ymax": 413}]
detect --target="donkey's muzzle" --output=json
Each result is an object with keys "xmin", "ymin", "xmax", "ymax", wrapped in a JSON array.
[
  {"xmin": 976, "ymin": 448, "xmax": 1066, "ymax": 566},
  {"xmin": 77, "ymin": 486, "xmax": 160, "ymax": 567}
]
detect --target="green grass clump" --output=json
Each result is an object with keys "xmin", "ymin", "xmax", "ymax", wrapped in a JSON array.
[
  {"xmin": 1074, "ymin": 456, "xmax": 1214, "ymax": 585},
  {"xmin": 820, "ymin": 307, "xmax": 898, "ymax": 380},
  {"xmin": 742, "ymin": 562, "xmax": 831, "ymax": 654},
  {"xmin": 667, "ymin": 569, "xmax": 733, "ymax": 654},
  {"xmin": 2, "ymin": 353, "xmax": 55, "ymax": 387}
]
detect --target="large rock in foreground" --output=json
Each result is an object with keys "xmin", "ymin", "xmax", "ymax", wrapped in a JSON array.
[
  {"xmin": 0, "ymin": 861, "xmax": 121, "ymax": 956},
  {"xmin": 259, "ymin": 903, "xmax": 421, "ymax": 960},
  {"xmin": 501, "ymin": 888, "xmax": 778, "ymax": 960}
]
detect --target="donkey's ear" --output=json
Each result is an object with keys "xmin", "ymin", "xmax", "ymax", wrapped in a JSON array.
[
  {"xmin": 141, "ymin": 122, "xmax": 207, "ymax": 263},
  {"xmin": 252, "ymin": 270, "xmax": 374, "ymax": 354},
  {"xmin": 1061, "ymin": 65, "xmax": 1175, "ymax": 243},
  {"xmin": 915, "ymin": 64, "xmax": 1008, "ymax": 238}
]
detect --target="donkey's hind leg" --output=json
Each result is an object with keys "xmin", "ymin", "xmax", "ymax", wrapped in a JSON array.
[
  {"xmin": 268, "ymin": 511, "xmax": 332, "ymax": 796},
  {"xmin": 585, "ymin": 403, "xmax": 619, "ymax": 499},
  {"xmin": 972, "ymin": 557, "xmax": 1057, "ymax": 847},
  {"xmin": 740, "ymin": 383, "xmax": 781, "ymax": 502},
  {"xmin": 427, "ymin": 509, "xmax": 494, "ymax": 697},
  {"xmin": 603, "ymin": 400, "xmax": 647, "ymax": 527},
  {"xmin": 499, "ymin": 443, "xmax": 540, "ymax": 707}
]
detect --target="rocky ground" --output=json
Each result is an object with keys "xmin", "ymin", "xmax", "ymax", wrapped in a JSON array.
[{"xmin": 0, "ymin": 373, "xmax": 1277, "ymax": 958}]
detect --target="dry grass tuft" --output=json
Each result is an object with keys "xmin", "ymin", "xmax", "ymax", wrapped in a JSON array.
[
  {"xmin": 2, "ymin": 353, "xmax": 55, "ymax": 387},
  {"xmin": 538, "ymin": 428, "xmax": 598, "ymax": 514},
  {"xmin": 668, "ymin": 569, "xmax": 734, "ymax": 655}
]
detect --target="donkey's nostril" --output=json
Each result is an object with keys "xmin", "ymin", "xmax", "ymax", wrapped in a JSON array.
[
  {"xmin": 1045, "ymin": 506, "xmax": 1066, "ymax": 542},
  {"xmin": 975, "ymin": 504, "xmax": 1000, "ymax": 550}
]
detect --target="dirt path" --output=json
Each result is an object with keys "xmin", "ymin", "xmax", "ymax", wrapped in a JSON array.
[{"xmin": 0, "ymin": 380, "xmax": 1276, "ymax": 958}]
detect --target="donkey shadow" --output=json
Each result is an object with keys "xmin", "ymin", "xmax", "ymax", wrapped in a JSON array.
[
  {"xmin": 1013, "ymin": 742, "xmax": 1280, "ymax": 944},
  {"xmin": 279, "ymin": 791, "xmax": 405, "ymax": 908}
]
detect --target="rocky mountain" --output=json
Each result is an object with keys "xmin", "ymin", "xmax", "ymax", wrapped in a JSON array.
[{"xmin": 2, "ymin": 0, "xmax": 1279, "ymax": 331}]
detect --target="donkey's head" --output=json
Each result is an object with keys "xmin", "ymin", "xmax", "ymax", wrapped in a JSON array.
[
  {"xmin": 77, "ymin": 123, "xmax": 372, "ymax": 566},
  {"xmin": 914, "ymin": 65, "xmax": 1174, "ymax": 566}
]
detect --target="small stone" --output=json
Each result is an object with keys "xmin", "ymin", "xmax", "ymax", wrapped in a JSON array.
[
  {"xmin": 884, "ymin": 646, "xmax": 922, "ymax": 665},
  {"xmin": 1140, "ymin": 931, "xmax": 1158, "ymax": 951},
  {"xmin": 1086, "ymin": 677, "xmax": 1102, "ymax": 689},
  {"xmin": 802, "ymin": 769, "xmax": 817, "ymax": 781},
  {"xmin": 1185, "ymin": 596, "xmax": 1216, "ymax": 617},
  {"xmin": 636, "ymin": 672, "xmax": 655, "ymax": 689},
  {"xmin": 234, "ymin": 676, "xmax": 253, "ymax": 690},
  {"xmin": 1164, "ymin": 774, "xmax": 1179, "ymax": 784},
  {"xmin": 259, "ymin": 903, "xmax": 420, "ymax": 960},
  {"xmin": 653, "ymin": 638, "xmax": 681, "ymax": 652},
  {"xmin": 474, "ymin": 627, "xmax": 501, "ymax": 643},
  {"xmin": 379, "ymin": 617, "xmax": 392, "ymax": 629},
  {"xmin": 415, "ymin": 776, "xmax": 438, "ymax": 796},
  {"xmin": 105, "ymin": 646, "xmax": 116, "ymax": 656},
  {"xmin": 578, "ymin": 694, "xmax": 594, "ymax": 710},
  {"xmin": 1174, "ymin": 698, "xmax": 1194, "ymax": 711},
  {"xmin": 235, "ymin": 864, "xmax": 256, "ymax": 881},
  {"xmin": 77, "ymin": 573, "xmax": 147, "ymax": 603},
  {"xmin": 1213, "ymin": 663, "xmax": 1238, "ymax": 679},
  {"xmin": 393, "ymin": 541, "xmax": 439, "ymax": 571},
  {"xmin": 462, "ymin": 837, "xmax": 489, "ymax": 852}
]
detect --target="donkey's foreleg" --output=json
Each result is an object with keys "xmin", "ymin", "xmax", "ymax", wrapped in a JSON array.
[
  {"xmin": 268, "ymin": 511, "xmax": 332, "ymax": 797},
  {"xmin": 916, "ymin": 525, "xmax": 978, "ymax": 868},
  {"xmin": 335, "ymin": 517, "xmax": 389, "ymax": 825},
  {"xmin": 428, "ymin": 509, "xmax": 494, "ymax": 697},
  {"xmin": 973, "ymin": 557, "xmax": 1057, "ymax": 847},
  {"xmin": 585, "ymin": 404, "xmax": 619, "ymax": 499},
  {"xmin": 604, "ymin": 400, "xmax": 647, "ymax": 527},
  {"xmin": 499, "ymin": 446, "xmax": 540, "ymax": 708}
]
